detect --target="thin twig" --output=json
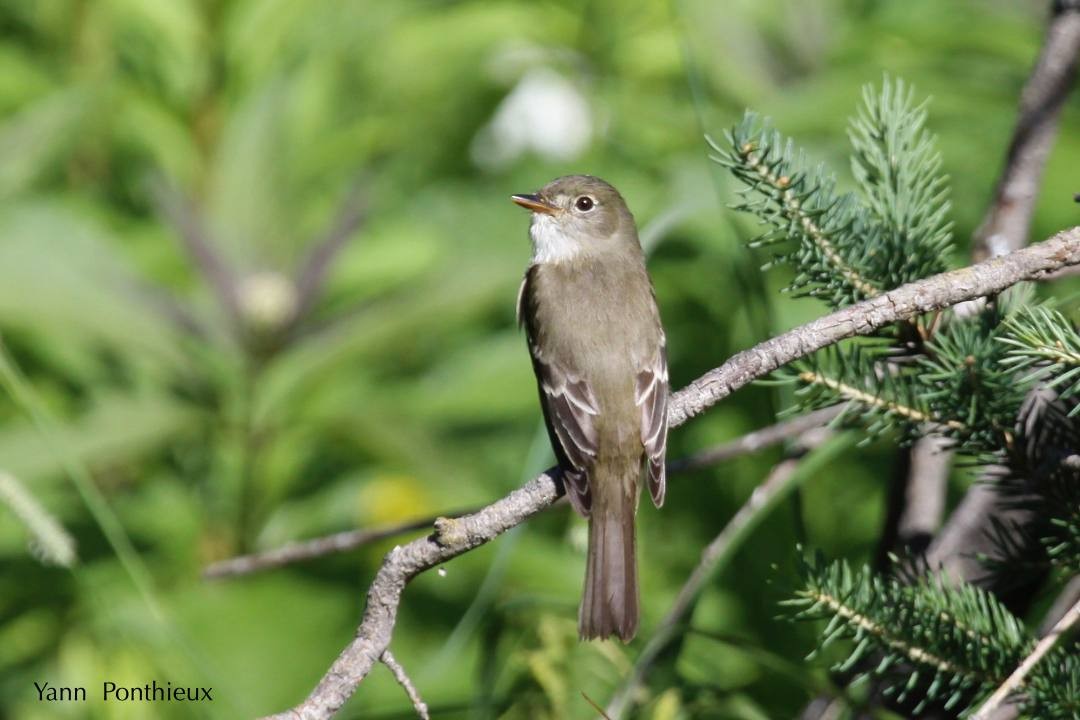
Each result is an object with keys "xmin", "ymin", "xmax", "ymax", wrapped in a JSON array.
[
  {"xmin": 381, "ymin": 651, "xmax": 430, "ymax": 720},
  {"xmin": 208, "ymin": 409, "xmax": 839, "ymax": 578},
  {"xmin": 580, "ymin": 692, "xmax": 613, "ymax": 720},
  {"xmin": 202, "ymin": 509, "xmax": 481, "ymax": 579},
  {"xmin": 605, "ymin": 427, "xmax": 841, "ymax": 719},
  {"xmin": 969, "ymin": 595, "xmax": 1080, "ymax": 719},
  {"xmin": 982, "ymin": 576, "xmax": 1080, "ymax": 720},
  {"xmin": 260, "ymin": 227, "xmax": 1080, "ymax": 720},
  {"xmin": 668, "ymin": 405, "xmax": 843, "ymax": 473}
]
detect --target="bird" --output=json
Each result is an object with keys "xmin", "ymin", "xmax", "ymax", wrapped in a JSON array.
[{"xmin": 511, "ymin": 175, "xmax": 668, "ymax": 642}]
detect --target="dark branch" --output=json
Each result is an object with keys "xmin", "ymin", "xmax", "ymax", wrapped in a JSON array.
[
  {"xmin": 202, "ymin": 509, "xmax": 480, "ymax": 579},
  {"xmin": 972, "ymin": 2, "xmax": 1080, "ymax": 260},
  {"xmin": 668, "ymin": 405, "xmax": 843, "ymax": 473}
]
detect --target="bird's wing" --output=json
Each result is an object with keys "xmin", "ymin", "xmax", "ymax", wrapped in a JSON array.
[
  {"xmin": 636, "ymin": 336, "xmax": 668, "ymax": 507},
  {"xmin": 519, "ymin": 269, "xmax": 599, "ymax": 517}
]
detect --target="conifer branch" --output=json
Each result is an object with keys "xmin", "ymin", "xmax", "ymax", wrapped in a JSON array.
[
  {"xmin": 799, "ymin": 8, "xmax": 1080, "ymax": 716},
  {"xmin": 739, "ymin": 145, "xmax": 880, "ymax": 298},
  {"xmin": 1000, "ymin": 305, "xmax": 1080, "ymax": 407},
  {"xmin": 796, "ymin": 369, "xmax": 966, "ymax": 431},
  {"xmin": 799, "ymin": 587, "xmax": 972, "ymax": 678},
  {"xmin": 713, "ymin": 80, "xmax": 953, "ymax": 310},
  {"xmin": 789, "ymin": 555, "xmax": 1029, "ymax": 713},
  {"xmin": 848, "ymin": 78, "xmax": 952, "ymax": 284}
]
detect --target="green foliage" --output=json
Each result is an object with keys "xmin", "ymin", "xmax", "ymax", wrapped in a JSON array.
[
  {"xmin": 719, "ymin": 82, "xmax": 1038, "ymax": 464},
  {"xmin": 710, "ymin": 79, "xmax": 952, "ymax": 309},
  {"xmin": 778, "ymin": 341, "xmax": 941, "ymax": 441},
  {"xmin": 718, "ymin": 80, "xmax": 1022, "ymax": 455},
  {"xmin": 0, "ymin": 1, "xmax": 1072, "ymax": 718},
  {"xmin": 848, "ymin": 78, "xmax": 953, "ymax": 288},
  {"xmin": 775, "ymin": 303, "xmax": 1024, "ymax": 453},
  {"xmin": 787, "ymin": 553, "xmax": 1027, "ymax": 713},
  {"xmin": 787, "ymin": 553, "xmax": 1038, "ymax": 716},
  {"xmin": 710, "ymin": 115, "xmax": 881, "ymax": 306},
  {"xmin": 1000, "ymin": 305, "xmax": 1080, "ymax": 413},
  {"xmin": 916, "ymin": 306, "xmax": 1025, "ymax": 453},
  {"xmin": 0, "ymin": 470, "xmax": 75, "ymax": 567},
  {"xmin": 1023, "ymin": 648, "xmax": 1080, "ymax": 720}
]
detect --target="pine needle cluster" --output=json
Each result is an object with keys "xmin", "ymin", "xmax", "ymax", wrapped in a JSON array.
[
  {"xmin": 1001, "ymin": 305, "xmax": 1080, "ymax": 413},
  {"xmin": 787, "ymin": 552, "xmax": 1029, "ymax": 715},
  {"xmin": 776, "ymin": 302, "xmax": 1022, "ymax": 452},
  {"xmin": 710, "ymin": 78, "xmax": 951, "ymax": 308},
  {"xmin": 1024, "ymin": 648, "xmax": 1080, "ymax": 720}
]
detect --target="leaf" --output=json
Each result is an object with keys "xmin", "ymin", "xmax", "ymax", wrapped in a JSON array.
[
  {"xmin": 0, "ymin": 88, "xmax": 88, "ymax": 198},
  {"xmin": 0, "ymin": 202, "xmax": 188, "ymax": 371}
]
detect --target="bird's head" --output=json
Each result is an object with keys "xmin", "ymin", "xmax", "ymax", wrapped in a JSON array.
[{"xmin": 512, "ymin": 175, "xmax": 637, "ymax": 263}]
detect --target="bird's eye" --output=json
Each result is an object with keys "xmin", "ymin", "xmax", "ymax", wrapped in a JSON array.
[{"xmin": 574, "ymin": 196, "xmax": 595, "ymax": 212}]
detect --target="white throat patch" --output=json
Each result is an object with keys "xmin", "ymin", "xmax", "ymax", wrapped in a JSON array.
[{"xmin": 529, "ymin": 213, "xmax": 579, "ymax": 264}]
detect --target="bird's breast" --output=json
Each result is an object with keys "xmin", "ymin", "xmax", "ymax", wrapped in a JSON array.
[{"xmin": 529, "ymin": 258, "xmax": 660, "ymax": 439}]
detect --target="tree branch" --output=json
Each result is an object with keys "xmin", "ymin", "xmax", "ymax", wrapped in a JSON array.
[
  {"xmin": 969, "ymin": 593, "xmax": 1080, "ymax": 720},
  {"xmin": 876, "ymin": 433, "xmax": 950, "ymax": 568},
  {"xmin": 201, "ymin": 510, "xmax": 481, "ymax": 579},
  {"xmin": 259, "ymin": 226, "xmax": 1080, "ymax": 720},
  {"xmin": 982, "ymin": 576, "xmax": 1080, "ymax": 720},
  {"xmin": 380, "ymin": 650, "xmax": 430, "ymax": 720},
  {"xmin": 667, "ymin": 405, "xmax": 843, "ymax": 473},
  {"xmin": 972, "ymin": 2, "xmax": 1080, "ymax": 261},
  {"xmin": 899, "ymin": 435, "xmax": 950, "ymax": 546},
  {"xmin": 896, "ymin": 0, "xmax": 1080, "ymax": 573}
]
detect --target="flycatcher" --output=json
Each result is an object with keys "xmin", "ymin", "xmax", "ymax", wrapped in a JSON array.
[{"xmin": 512, "ymin": 175, "xmax": 668, "ymax": 642}]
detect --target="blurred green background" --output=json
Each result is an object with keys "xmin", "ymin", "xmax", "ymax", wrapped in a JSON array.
[{"xmin": 0, "ymin": 0, "xmax": 1076, "ymax": 718}]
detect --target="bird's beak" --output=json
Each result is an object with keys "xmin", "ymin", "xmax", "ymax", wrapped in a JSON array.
[{"xmin": 511, "ymin": 194, "xmax": 559, "ymax": 215}]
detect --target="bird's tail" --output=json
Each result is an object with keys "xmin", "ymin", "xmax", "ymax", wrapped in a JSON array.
[{"xmin": 579, "ymin": 472, "xmax": 638, "ymax": 642}]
